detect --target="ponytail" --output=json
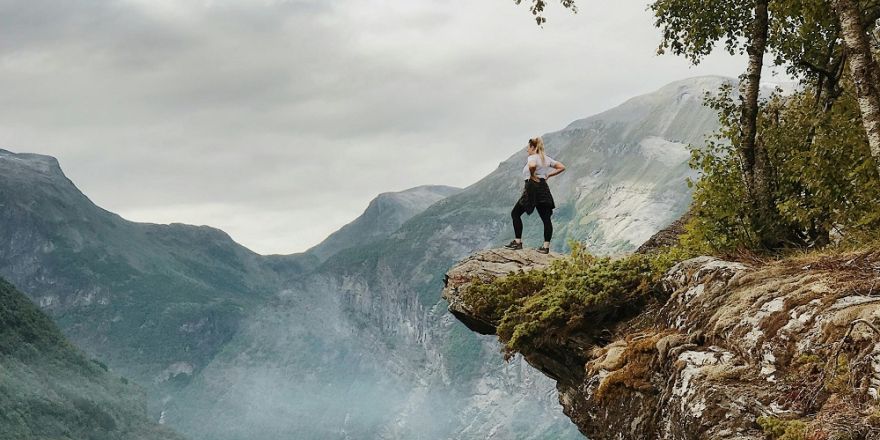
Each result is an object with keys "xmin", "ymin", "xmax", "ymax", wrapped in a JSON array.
[{"xmin": 529, "ymin": 137, "xmax": 546, "ymax": 166}]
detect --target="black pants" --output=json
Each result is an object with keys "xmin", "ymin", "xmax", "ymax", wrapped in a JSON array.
[{"xmin": 512, "ymin": 203, "xmax": 553, "ymax": 242}]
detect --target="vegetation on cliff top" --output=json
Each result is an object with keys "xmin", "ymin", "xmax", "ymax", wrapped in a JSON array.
[
  {"xmin": 461, "ymin": 244, "xmax": 692, "ymax": 356},
  {"xmin": 683, "ymin": 81, "xmax": 880, "ymax": 254}
]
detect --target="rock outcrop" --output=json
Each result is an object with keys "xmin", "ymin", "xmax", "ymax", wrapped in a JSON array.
[
  {"xmin": 443, "ymin": 248, "xmax": 561, "ymax": 335},
  {"xmin": 443, "ymin": 249, "xmax": 880, "ymax": 439},
  {"xmin": 635, "ymin": 211, "xmax": 691, "ymax": 254}
]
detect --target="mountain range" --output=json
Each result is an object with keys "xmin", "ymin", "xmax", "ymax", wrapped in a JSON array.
[{"xmin": 0, "ymin": 75, "xmax": 728, "ymax": 439}]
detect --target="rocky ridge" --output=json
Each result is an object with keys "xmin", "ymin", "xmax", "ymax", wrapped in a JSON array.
[{"xmin": 443, "ymin": 249, "xmax": 880, "ymax": 439}]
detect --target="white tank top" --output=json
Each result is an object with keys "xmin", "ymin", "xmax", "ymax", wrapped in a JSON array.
[{"xmin": 522, "ymin": 154, "xmax": 558, "ymax": 180}]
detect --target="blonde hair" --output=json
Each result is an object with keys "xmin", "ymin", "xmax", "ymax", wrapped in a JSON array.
[{"xmin": 529, "ymin": 137, "xmax": 546, "ymax": 165}]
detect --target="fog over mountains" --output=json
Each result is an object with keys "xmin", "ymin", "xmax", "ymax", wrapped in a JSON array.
[{"xmin": 0, "ymin": 76, "xmax": 728, "ymax": 439}]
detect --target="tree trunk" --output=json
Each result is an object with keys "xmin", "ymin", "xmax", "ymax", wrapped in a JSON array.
[
  {"xmin": 836, "ymin": 0, "xmax": 880, "ymax": 176},
  {"xmin": 739, "ymin": 0, "xmax": 774, "ymax": 246}
]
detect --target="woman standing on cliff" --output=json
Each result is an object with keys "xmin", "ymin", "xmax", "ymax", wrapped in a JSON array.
[{"xmin": 504, "ymin": 137, "xmax": 565, "ymax": 254}]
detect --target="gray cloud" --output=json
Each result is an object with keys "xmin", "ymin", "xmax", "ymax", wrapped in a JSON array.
[{"xmin": 0, "ymin": 0, "xmax": 763, "ymax": 253}]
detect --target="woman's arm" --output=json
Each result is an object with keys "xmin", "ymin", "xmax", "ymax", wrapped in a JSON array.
[
  {"xmin": 547, "ymin": 162, "xmax": 566, "ymax": 178},
  {"xmin": 529, "ymin": 162, "xmax": 539, "ymax": 181}
]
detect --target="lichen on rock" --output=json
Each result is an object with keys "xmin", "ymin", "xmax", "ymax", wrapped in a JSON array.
[{"xmin": 443, "ymin": 248, "xmax": 880, "ymax": 439}]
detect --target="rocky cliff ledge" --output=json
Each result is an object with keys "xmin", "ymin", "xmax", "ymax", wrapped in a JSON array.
[{"xmin": 442, "ymin": 248, "xmax": 880, "ymax": 439}]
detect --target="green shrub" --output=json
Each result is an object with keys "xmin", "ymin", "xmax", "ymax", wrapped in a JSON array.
[{"xmin": 462, "ymin": 244, "xmax": 690, "ymax": 357}]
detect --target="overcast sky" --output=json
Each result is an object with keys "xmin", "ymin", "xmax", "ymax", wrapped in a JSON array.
[{"xmin": 0, "ymin": 0, "xmax": 773, "ymax": 254}]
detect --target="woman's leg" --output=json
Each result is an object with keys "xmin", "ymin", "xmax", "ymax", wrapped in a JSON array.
[
  {"xmin": 511, "ymin": 204, "xmax": 525, "ymax": 240},
  {"xmin": 536, "ymin": 205, "xmax": 553, "ymax": 244}
]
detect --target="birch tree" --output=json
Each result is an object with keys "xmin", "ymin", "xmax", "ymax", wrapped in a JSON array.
[
  {"xmin": 649, "ymin": 0, "xmax": 779, "ymax": 244},
  {"xmin": 833, "ymin": 0, "xmax": 880, "ymax": 176}
]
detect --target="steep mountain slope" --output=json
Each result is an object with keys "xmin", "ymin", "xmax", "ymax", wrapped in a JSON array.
[
  {"xmin": 0, "ymin": 149, "xmax": 296, "ymax": 408},
  {"xmin": 164, "ymin": 263, "xmax": 578, "ymax": 440},
  {"xmin": 307, "ymin": 185, "xmax": 461, "ymax": 261},
  {"xmin": 0, "ymin": 277, "xmax": 184, "ymax": 440},
  {"xmin": 159, "ymin": 76, "xmax": 728, "ymax": 439},
  {"xmin": 0, "ymin": 148, "xmax": 464, "ymax": 434}
]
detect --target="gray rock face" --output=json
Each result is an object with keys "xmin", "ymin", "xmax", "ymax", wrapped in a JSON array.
[{"xmin": 444, "ymin": 251, "xmax": 880, "ymax": 439}]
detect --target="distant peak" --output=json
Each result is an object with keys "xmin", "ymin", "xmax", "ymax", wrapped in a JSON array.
[
  {"xmin": 0, "ymin": 149, "xmax": 64, "ymax": 178},
  {"xmin": 659, "ymin": 75, "xmax": 736, "ymax": 91},
  {"xmin": 642, "ymin": 75, "xmax": 737, "ymax": 102},
  {"xmin": 375, "ymin": 185, "xmax": 461, "ymax": 199},
  {"xmin": 305, "ymin": 184, "xmax": 460, "ymax": 261},
  {"xmin": 562, "ymin": 76, "xmax": 732, "ymax": 132},
  {"xmin": 658, "ymin": 75, "xmax": 797, "ymax": 97}
]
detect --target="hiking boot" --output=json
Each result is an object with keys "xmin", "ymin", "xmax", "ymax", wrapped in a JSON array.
[
  {"xmin": 503, "ymin": 240, "xmax": 523, "ymax": 250},
  {"xmin": 536, "ymin": 246, "xmax": 550, "ymax": 254}
]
